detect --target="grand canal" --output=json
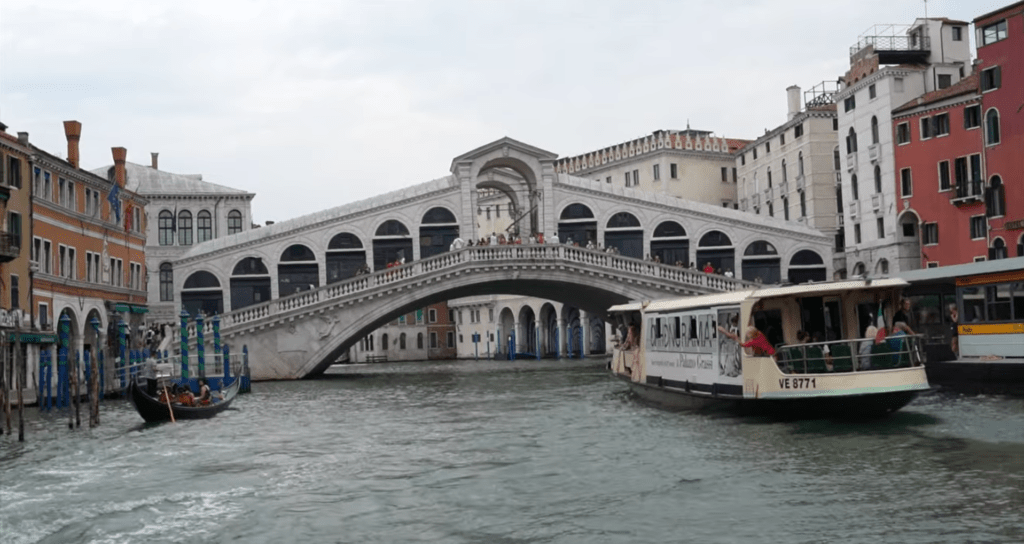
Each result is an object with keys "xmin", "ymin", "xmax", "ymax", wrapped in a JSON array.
[{"xmin": 2, "ymin": 358, "xmax": 1023, "ymax": 544}]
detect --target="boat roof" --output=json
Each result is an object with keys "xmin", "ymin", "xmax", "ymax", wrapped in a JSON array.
[
  {"xmin": 608, "ymin": 278, "xmax": 909, "ymax": 314},
  {"xmin": 896, "ymin": 257, "xmax": 1024, "ymax": 284}
]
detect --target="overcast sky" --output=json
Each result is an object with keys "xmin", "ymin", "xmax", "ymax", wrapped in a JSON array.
[{"xmin": 1, "ymin": 0, "xmax": 1005, "ymax": 225}]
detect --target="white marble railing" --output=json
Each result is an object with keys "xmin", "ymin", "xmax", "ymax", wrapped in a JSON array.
[{"xmin": 209, "ymin": 244, "xmax": 754, "ymax": 332}]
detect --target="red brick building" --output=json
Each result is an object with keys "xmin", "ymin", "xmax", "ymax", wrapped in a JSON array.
[
  {"xmin": 975, "ymin": 2, "xmax": 1024, "ymax": 258},
  {"xmin": 892, "ymin": 74, "xmax": 986, "ymax": 267}
]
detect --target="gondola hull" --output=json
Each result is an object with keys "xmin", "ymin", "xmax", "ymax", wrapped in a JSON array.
[{"xmin": 129, "ymin": 378, "xmax": 240, "ymax": 423}]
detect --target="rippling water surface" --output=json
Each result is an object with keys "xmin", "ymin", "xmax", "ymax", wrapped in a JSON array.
[{"xmin": 2, "ymin": 358, "xmax": 1023, "ymax": 544}]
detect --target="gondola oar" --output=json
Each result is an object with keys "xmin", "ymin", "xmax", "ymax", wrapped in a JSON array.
[{"xmin": 162, "ymin": 385, "xmax": 176, "ymax": 423}]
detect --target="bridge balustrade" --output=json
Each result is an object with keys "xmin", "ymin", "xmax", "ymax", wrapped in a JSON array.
[{"xmin": 202, "ymin": 244, "xmax": 755, "ymax": 336}]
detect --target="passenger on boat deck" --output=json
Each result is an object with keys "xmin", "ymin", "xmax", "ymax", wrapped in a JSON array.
[
  {"xmin": 718, "ymin": 325, "xmax": 775, "ymax": 357},
  {"xmin": 893, "ymin": 298, "xmax": 914, "ymax": 331},
  {"xmin": 623, "ymin": 323, "xmax": 640, "ymax": 350},
  {"xmin": 948, "ymin": 304, "xmax": 959, "ymax": 355},
  {"xmin": 888, "ymin": 322, "xmax": 913, "ymax": 352},
  {"xmin": 859, "ymin": 325, "xmax": 878, "ymax": 370},
  {"xmin": 196, "ymin": 379, "xmax": 212, "ymax": 404}
]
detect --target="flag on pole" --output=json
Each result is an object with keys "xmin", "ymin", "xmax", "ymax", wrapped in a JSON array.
[
  {"xmin": 874, "ymin": 304, "xmax": 888, "ymax": 342},
  {"xmin": 107, "ymin": 183, "xmax": 121, "ymax": 222}
]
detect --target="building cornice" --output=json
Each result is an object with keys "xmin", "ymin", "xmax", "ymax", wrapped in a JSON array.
[
  {"xmin": 741, "ymin": 110, "xmax": 839, "ymax": 151},
  {"xmin": 892, "ymin": 93, "xmax": 980, "ymax": 119},
  {"xmin": 836, "ymin": 66, "xmax": 925, "ymax": 100},
  {"xmin": 32, "ymin": 210, "xmax": 147, "ymax": 249}
]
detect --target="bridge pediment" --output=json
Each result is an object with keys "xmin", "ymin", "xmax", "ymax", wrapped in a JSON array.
[{"xmin": 449, "ymin": 137, "xmax": 559, "ymax": 173}]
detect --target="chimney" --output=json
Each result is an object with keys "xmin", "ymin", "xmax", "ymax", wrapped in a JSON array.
[
  {"xmin": 786, "ymin": 85, "xmax": 802, "ymax": 120},
  {"xmin": 112, "ymin": 147, "xmax": 127, "ymax": 188},
  {"xmin": 151, "ymin": 152, "xmax": 159, "ymax": 169},
  {"xmin": 17, "ymin": 132, "xmax": 29, "ymax": 145},
  {"xmin": 63, "ymin": 120, "xmax": 82, "ymax": 169}
]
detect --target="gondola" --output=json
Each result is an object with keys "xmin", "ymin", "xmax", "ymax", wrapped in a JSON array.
[{"xmin": 128, "ymin": 377, "xmax": 241, "ymax": 423}]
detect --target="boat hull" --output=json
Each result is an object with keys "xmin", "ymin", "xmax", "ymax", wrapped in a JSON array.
[
  {"xmin": 925, "ymin": 359, "xmax": 1024, "ymax": 395},
  {"xmin": 129, "ymin": 378, "xmax": 240, "ymax": 423},
  {"xmin": 617, "ymin": 374, "xmax": 922, "ymax": 418}
]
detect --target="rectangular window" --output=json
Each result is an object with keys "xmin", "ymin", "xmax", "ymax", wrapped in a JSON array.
[
  {"xmin": 33, "ymin": 167, "xmax": 41, "ymax": 195},
  {"xmin": 605, "ymin": 176, "xmax": 611, "ymax": 184},
  {"xmin": 430, "ymin": 332, "xmax": 438, "ymax": 349},
  {"xmin": 970, "ymin": 154, "xmax": 982, "ymax": 182},
  {"xmin": 894, "ymin": 78, "xmax": 904, "ymax": 93},
  {"xmin": 39, "ymin": 303, "xmax": 49, "ymax": 330},
  {"xmin": 624, "ymin": 172, "xmax": 630, "ymax": 186},
  {"xmin": 981, "ymin": 20, "xmax": 1007, "ymax": 46},
  {"xmin": 900, "ymin": 168, "xmax": 913, "ymax": 197},
  {"xmin": 740, "ymin": 154, "xmax": 746, "ymax": 166},
  {"xmin": 923, "ymin": 222, "xmax": 938, "ymax": 245},
  {"xmin": 937, "ymin": 74, "xmax": 952, "ymax": 90},
  {"xmin": 952, "ymin": 26, "xmax": 963, "ymax": 41},
  {"xmin": 920, "ymin": 117, "xmax": 932, "ymax": 139},
  {"xmin": 933, "ymin": 113, "xmax": 949, "ymax": 136},
  {"xmin": 632, "ymin": 169, "xmax": 639, "ymax": 186},
  {"xmin": 446, "ymin": 331, "xmax": 454, "ymax": 348},
  {"xmin": 488, "ymin": 308, "xmax": 494, "ymax": 322},
  {"xmin": 68, "ymin": 247, "xmax": 76, "ymax": 279},
  {"xmin": 6, "ymin": 156, "xmax": 22, "ymax": 188},
  {"xmin": 449, "ymin": 309, "xmax": 456, "ymax": 323},
  {"xmin": 753, "ymin": 147, "xmax": 758, "ymax": 159},
  {"xmin": 954, "ymin": 156, "xmax": 968, "ymax": 187},
  {"xmin": 720, "ymin": 167, "xmax": 728, "ymax": 182},
  {"xmin": 428, "ymin": 308, "xmax": 437, "ymax": 323},
  {"xmin": 981, "ymin": 66, "xmax": 1001, "ymax": 92},
  {"xmin": 670, "ymin": 163, "xmax": 678, "ymax": 179},
  {"xmin": 780, "ymin": 133, "xmax": 785, "ymax": 146},
  {"xmin": 43, "ymin": 171, "xmax": 52, "ymax": 201},
  {"xmin": 896, "ymin": 122, "xmax": 911, "ymax": 144},
  {"xmin": 832, "ymin": 118, "xmax": 838, "ymax": 131},
  {"xmin": 970, "ymin": 215, "xmax": 987, "ymax": 239},
  {"xmin": 844, "ymin": 95, "xmax": 856, "ymax": 112},
  {"xmin": 10, "ymin": 275, "xmax": 18, "ymax": 309},
  {"xmin": 765, "ymin": 142, "xmax": 771, "ymax": 153},
  {"xmin": 59, "ymin": 177, "xmax": 66, "ymax": 205},
  {"xmin": 653, "ymin": 164, "xmax": 660, "ymax": 181},
  {"xmin": 854, "ymin": 223, "xmax": 862, "ymax": 244},
  {"xmin": 876, "ymin": 217, "xmax": 885, "ymax": 239},
  {"xmin": 938, "ymin": 161, "xmax": 951, "ymax": 191},
  {"xmin": 732, "ymin": 168, "xmax": 737, "ymax": 183},
  {"xmin": 869, "ymin": 84, "xmax": 876, "ymax": 99},
  {"xmin": 43, "ymin": 240, "xmax": 51, "ymax": 274},
  {"xmin": 67, "ymin": 181, "xmax": 75, "ymax": 210},
  {"xmin": 7, "ymin": 211, "xmax": 21, "ymax": 243},
  {"xmin": 783, "ymin": 197, "xmax": 789, "ymax": 220},
  {"xmin": 964, "ymin": 105, "xmax": 981, "ymax": 129}
]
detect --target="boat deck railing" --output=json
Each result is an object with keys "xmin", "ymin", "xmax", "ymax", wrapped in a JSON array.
[{"xmin": 776, "ymin": 334, "xmax": 925, "ymax": 374}]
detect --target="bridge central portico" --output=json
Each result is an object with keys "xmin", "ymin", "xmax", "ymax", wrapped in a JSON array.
[{"xmin": 169, "ymin": 136, "xmax": 834, "ymax": 379}]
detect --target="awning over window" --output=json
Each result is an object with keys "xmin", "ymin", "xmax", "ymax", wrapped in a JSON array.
[
  {"xmin": 6, "ymin": 332, "xmax": 58, "ymax": 344},
  {"xmin": 130, "ymin": 305, "xmax": 149, "ymax": 314},
  {"xmin": 113, "ymin": 303, "xmax": 130, "ymax": 313}
]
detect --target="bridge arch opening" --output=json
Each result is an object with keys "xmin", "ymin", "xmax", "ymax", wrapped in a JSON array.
[
  {"xmin": 231, "ymin": 257, "xmax": 271, "ymax": 310},
  {"xmin": 651, "ymin": 220, "xmax": 688, "ymax": 265},
  {"xmin": 788, "ymin": 249, "xmax": 827, "ymax": 284},
  {"xmin": 420, "ymin": 207, "xmax": 460, "ymax": 259},
  {"xmin": 182, "ymin": 271, "xmax": 223, "ymax": 317},
  {"xmin": 557, "ymin": 203, "xmax": 597, "ymax": 246},
  {"xmin": 373, "ymin": 219, "xmax": 413, "ymax": 271},
  {"xmin": 518, "ymin": 305, "xmax": 537, "ymax": 355},
  {"xmin": 279, "ymin": 244, "xmax": 319, "ymax": 296},
  {"xmin": 474, "ymin": 156, "xmax": 541, "ymax": 237},
  {"xmin": 742, "ymin": 241, "xmax": 781, "ymax": 284},
  {"xmin": 696, "ymin": 231, "xmax": 735, "ymax": 273},
  {"xmin": 539, "ymin": 302, "xmax": 558, "ymax": 357},
  {"xmin": 326, "ymin": 232, "xmax": 366, "ymax": 283},
  {"xmin": 604, "ymin": 212, "xmax": 643, "ymax": 258},
  {"xmin": 498, "ymin": 307, "xmax": 516, "ymax": 355},
  {"xmin": 588, "ymin": 313, "xmax": 606, "ymax": 355}
]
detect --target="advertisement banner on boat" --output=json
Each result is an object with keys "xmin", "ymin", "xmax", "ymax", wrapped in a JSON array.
[{"xmin": 645, "ymin": 308, "xmax": 742, "ymax": 387}]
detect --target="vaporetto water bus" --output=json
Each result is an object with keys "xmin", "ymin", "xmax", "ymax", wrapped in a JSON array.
[{"xmin": 608, "ymin": 278, "xmax": 931, "ymax": 417}]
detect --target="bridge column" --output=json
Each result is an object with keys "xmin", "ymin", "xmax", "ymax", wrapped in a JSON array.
[
  {"xmin": 580, "ymin": 310, "xmax": 590, "ymax": 357},
  {"xmin": 557, "ymin": 318, "xmax": 567, "ymax": 359},
  {"xmin": 513, "ymin": 320, "xmax": 521, "ymax": 354},
  {"xmin": 541, "ymin": 161, "xmax": 556, "ymax": 239}
]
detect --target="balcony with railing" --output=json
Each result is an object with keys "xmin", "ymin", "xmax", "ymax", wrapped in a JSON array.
[
  {"xmin": 846, "ymin": 153, "xmax": 857, "ymax": 172},
  {"xmin": 951, "ymin": 180, "xmax": 984, "ymax": 205},
  {"xmin": 849, "ymin": 200, "xmax": 861, "ymax": 219},
  {"xmin": 868, "ymin": 144, "xmax": 882, "ymax": 164},
  {"xmin": 0, "ymin": 233, "xmax": 21, "ymax": 263},
  {"xmin": 804, "ymin": 81, "xmax": 840, "ymax": 109},
  {"xmin": 796, "ymin": 175, "xmax": 806, "ymax": 193},
  {"xmin": 850, "ymin": 24, "xmax": 931, "ymax": 64},
  {"xmin": 871, "ymin": 192, "xmax": 885, "ymax": 213}
]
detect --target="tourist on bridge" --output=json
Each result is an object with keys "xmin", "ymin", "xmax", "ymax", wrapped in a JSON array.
[
  {"xmin": 537, "ymin": 232, "xmax": 545, "ymax": 244},
  {"xmin": 450, "ymin": 237, "xmax": 466, "ymax": 251},
  {"xmin": 490, "ymin": 232, "xmax": 498, "ymax": 245},
  {"xmin": 703, "ymin": 262, "xmax": 715, "ymax": 274}
]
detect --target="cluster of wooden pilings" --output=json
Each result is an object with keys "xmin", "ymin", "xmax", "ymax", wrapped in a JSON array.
[{"xmin": 1, "ymin": 310, "xmax": 251, "ymax": 442}]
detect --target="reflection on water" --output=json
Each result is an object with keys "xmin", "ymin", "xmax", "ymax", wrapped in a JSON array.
[{"xmin": 2, "ymin": 359, "xmax": 1023, "ymax": 544}]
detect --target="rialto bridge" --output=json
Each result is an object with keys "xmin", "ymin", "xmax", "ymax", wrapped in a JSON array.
[{"xmin": 169, "ymin": 137, "xmax": 833, "ymax": 379}]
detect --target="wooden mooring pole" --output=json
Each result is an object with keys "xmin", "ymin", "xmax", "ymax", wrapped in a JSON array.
[
  {"xmin": 16, "ymin": 328, "xmax": 24, "ymax": 442},
  {"xmin": 1, "ymin": 334, "xmax": 8, "ymax": 436},
  {"xmin": 90, "ymin": 317, "xmax": 101, "ymax": 427}
]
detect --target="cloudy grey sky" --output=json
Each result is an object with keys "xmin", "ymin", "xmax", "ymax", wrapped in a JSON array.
[{"xmin": 1, "ymin": 0, "xmax": 1004, "ymax": 225}]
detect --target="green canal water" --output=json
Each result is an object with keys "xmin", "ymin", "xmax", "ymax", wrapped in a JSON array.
[{"xmin": 2, "ymin": 358, "xmax": 1023, "ymax": 544}]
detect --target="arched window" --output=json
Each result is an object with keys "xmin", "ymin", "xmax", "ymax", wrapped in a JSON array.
[
  {"xmin": 698, "ymin": 231, "xmax": 732, "ymax": 247},
  {"xmin": 989, "ymin": 238, "xmax": 1007, "ymax": 260},
  {"xmin": 742, "ymin": 241, "xmax": 781, "ymax": 283},
  {"xmin": 798, "ymin": 151, "xmax": 805, "ymax": 176},
  {"xmin": 230, "ymin": 256, "xmax": 272, "ymax": 310},
  {"xmin": 876, "ymin": 258, "xmax": 890, "ymax": 276},
  {"xmin": 606, "ymin": 212, "xmax": 641, "ymax": 228},
  {"xmin": 767, "ymin": 168, "xmax": 772, "ymax": 187},
  {"xmin": 986, "ymin": 109, "xmax": 1001, "ymax": 145},
  {"xmin": 227, "ymin": 210, "xmax": 243, "ymax": 235},
  {"xmin": 653, "ymin": 221, "xmax": 686, "ymax": 238},
  {"xmin": 788, "ymin": 250, "xmax": 827, "ymax": 284},
  {"xmin": 375, "ymin": 220, "xmax": 410, "ymax": 236},
  {"xmin": 181, "ymin": 270, "xmax": 223, "ymax": 316},
  {"xmin": 381, "ymin": 333, "xmax": 389, "ymax": 352},
  {"xmin": 159, "ymin": 263, "xmax": 173, "ymax": 301},
  {"xmin": 417, "ymin": 332, "xmax": 424, "ymax": 349},
  {"xmin": 695, "ymin": 231, "xmax": 734, "ymax": 273},
  {"xmin": 852, "ymin": 262, "xmax": 866, "ymax": 277},
  {"xmin": 560, "ymin": 203, "xmax": 595, "ymax": 220},
  {"xmin": 851, "ymin": 174, "xmax": 860, "ymax": 200},
  {"xmin": 421, "ymin": 207, "xmax": 457, "ymax": 224},
  {"xmin": 871, "ymin": 116, "xmax": 879, "ymax": 144},
  {"xmin": 651, "ymin": 221, "xmax": 688, "ymax": 265},
  {"xmin": 400, "ymin": 333, "xmax": 407, "ymax": 350},
  {"xmin": 987, "ymin": 176, "xmax": 1005, "ymax": 217},
  {"xmin": 158, "ymin": 210, "xmax": 174, "ymax": 246},
  {"xmin": 874, "ymin": 165, "xmax": 882, "ymax": 193},
  {"xmin": 329, "ymin": 233, "xmax": 363, "ymax": 249},
  {"xmin": 177, "ymin": 210, "xmax": 193, "ymax": 246},
  {"xmin": 281, "ymin": 244, "xmax": 315, "ymax": 261},
  {"xmin": 781, "ymin": 160, "xmax": 788, "ymax": 182},
  {"xmin": 232, "ymin": 257, "xmax": 269, "ymax": 275},
  {"xmin": 846, "ymin": 128, "xmax": 858, "ymax": 154},
  {"xmin": 183, "ymin": 271, "xmax": 220, "ymax": 289},
  {"xmin": 833, "ymin": 147, "xmax": 840, "ymax": 171},
  {"xmin": 197, "ymin": 210, "xmax": 213, "ymax": 243}
]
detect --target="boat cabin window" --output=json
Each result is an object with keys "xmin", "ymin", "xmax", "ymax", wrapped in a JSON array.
[
  {"xmin": 752, "ymin": 309, "xmax": 784, "ymax": 347},
  {"xmin": 959, "ymin": 282, "xmax": 1024, "ymax": 323},
  {"xmin": 798, "ymin": 296, "xmax": 843, "ymax": 341}
]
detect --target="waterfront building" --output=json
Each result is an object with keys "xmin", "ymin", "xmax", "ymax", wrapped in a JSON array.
[
  {"xmin": 90, "ymin": 156, "xmax": 255, "ymax": 324},
  {"xmin": 891, "ymin": 74, "xmax": 985, "ymax": 267},
  {"xmin": 974, "ymin": 2, "xmax": 1024, "ymax": 259},
  {"xmin": 0, "ymin": 125, "xmax": 33, "ymax": 337},
  {"xmin": 836, "ymin": 18, "xmax": 973, "ymax": 277},
  {"xmin": 735, "ymin": 85, "xmax": 844, "ymax": 278},
  {"xmin": 554, "ymin": 129, "xmax": 748, "ymax": 216},
  {"xmin": 27, "ymin": 121, "xmax": 148, "ymax": 356},
  {"xmin": 350, "ymin": 301, "xmax": 456, "ymax": 362}
]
